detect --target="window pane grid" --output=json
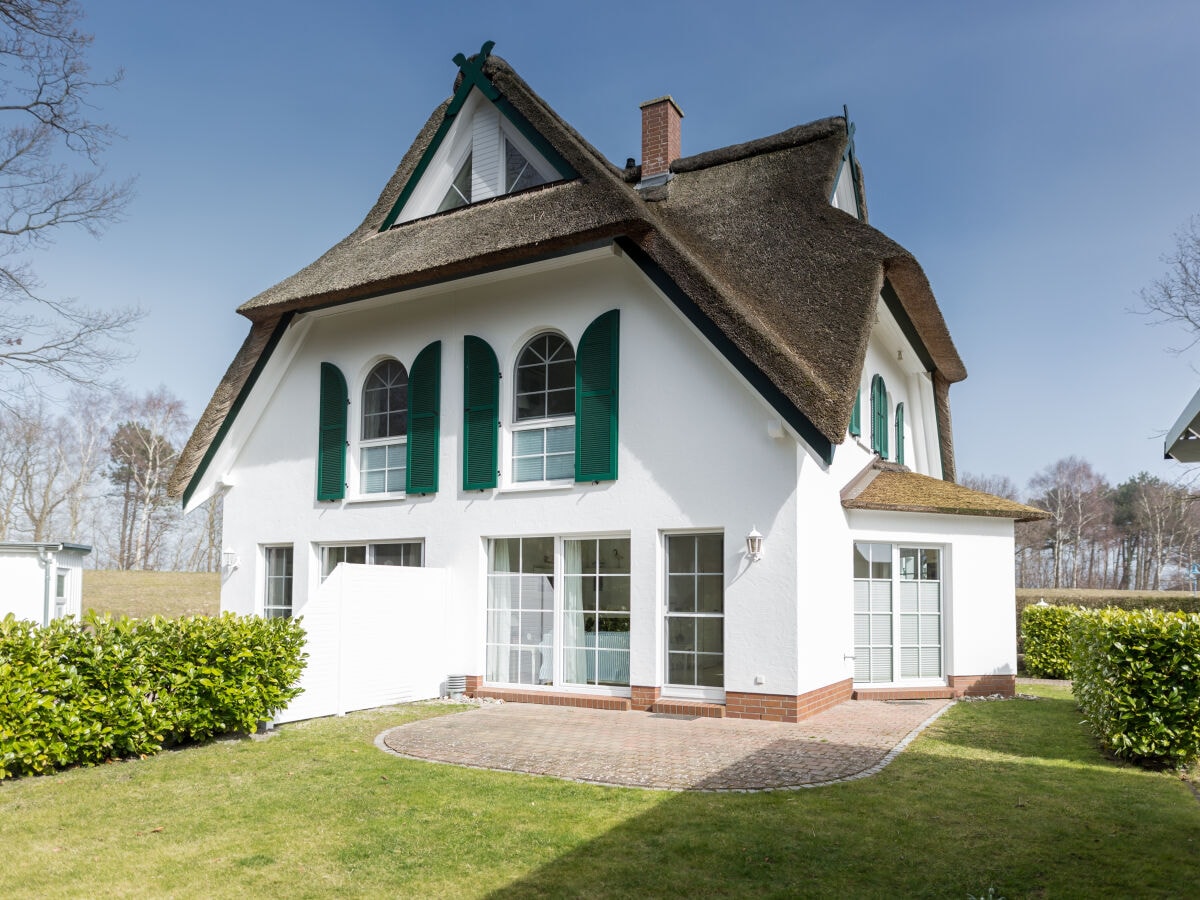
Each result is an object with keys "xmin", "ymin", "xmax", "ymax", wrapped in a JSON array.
[
  {"xmin": 563, "ymin": 538, "xmax": 630, "ymax": 687},
  {"xmin": 515, "ymin": 333, "xmax": 575, "ymax": 422},
  {"xmin": 361, "ymin": 440, "xmax": 407, "ymax": 494},
  {"xmin": 854, "ymin": 543, "xmax": 942, "ymax": 683},
  {"xmin": 487, "ymin": 537, "xmax": 556, "ymax": 686},
  {"xmin": 320, "ymin": 542, "xmax": 422, "ymax": 581},
  {"xmin": 513, "ymin": 424, "xmax": 574, "ymax": 482},
  {"xmin": 263, "ymin": 546, "xmax": 293, "ymax": 619},
  {"xmin": 665, "ymin": 534, "xmax": 724, "ymax": 689}
]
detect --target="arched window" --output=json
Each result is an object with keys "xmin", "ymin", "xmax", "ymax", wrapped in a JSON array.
[
  {"xmin": 870, "ymin": 374, "xmax": 889, "ymax": 459},
  {"xmin": 513, "ymin": 332, "xmax": 575, "ymax": 481},
  {"xmin": 360, "ymin": 359, "xmax": 408, "ymax": 493},
  {"xmin": 895, "ymin": 402, "xmax": 905, "ymax": 466}
]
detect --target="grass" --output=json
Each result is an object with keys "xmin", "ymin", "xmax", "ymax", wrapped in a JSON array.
[
  {"xmin": 0, "ymin": 684, "xmax": 1196, "ymax": 898},
  {"xmin": 83, "ymin": 570, "xmax": 219, "ymax": 619}
]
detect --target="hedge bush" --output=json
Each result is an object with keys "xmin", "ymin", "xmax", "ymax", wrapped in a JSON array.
[
  {"xmin": 1020, "ymin": 604, "xmax": 1078, "ymax": 678},
  {"xmin": 1071, "ymin": 608, "xmax": 1200, "ymax": 768},
  {"xmin": 0, "ymin": 612, "xmax": 307, "ymax": 779}
]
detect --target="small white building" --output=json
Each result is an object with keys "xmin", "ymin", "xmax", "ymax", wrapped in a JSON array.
[
  {"xmin": 0, "ymin": 542, "xmax": 91, "ymax": 625},
  {"xmin": 171, "ymin": 44, "xmax": 1044, "ymax": 723}
]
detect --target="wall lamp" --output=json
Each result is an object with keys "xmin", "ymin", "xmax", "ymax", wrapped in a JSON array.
[
  {"xmin": 746, "ymin": 527, "xmax": 764, "ymax": 562},
  {"xmin": 222, "ymin": 550, "xmax": 240, "ymax": 571}
]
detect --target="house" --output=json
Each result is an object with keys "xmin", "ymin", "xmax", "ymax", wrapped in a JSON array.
[
  {"xmin": 0, "ymin": 542, "xmax": 91, "ymax": 625},
  {"xmin": 170, "ymin": 43, "xmax": 1044, "ymax": 722}
]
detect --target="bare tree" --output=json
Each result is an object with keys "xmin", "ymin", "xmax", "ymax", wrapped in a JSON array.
[
  {"xmin": 0, "ymin": 1, "xmax": 138, "ymax": 401},
  {"xmin": 1028, "ymin": 457, "xmax": 1111, "ymax": 589},
  {"xmin": 1141, "ymin": 216, "xmax": 1200, "ymax": 350},
  {"xmin": 106, "ymin": 388, "xmax": 188, "ymax": 569}
]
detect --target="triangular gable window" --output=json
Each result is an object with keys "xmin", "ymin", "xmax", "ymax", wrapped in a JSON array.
[
  {"xmin": 438, "ymin": 152, "xmax": 473, "ymax": 213},
  {"xmin": 505, "ymin": 139, "xmax": 545, "ymax": 192},
  {"xmin": 392, "ymin": 89, "xmax": 561, "ymax": 225}
]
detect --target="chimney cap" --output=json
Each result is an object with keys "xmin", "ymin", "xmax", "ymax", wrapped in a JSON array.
[{"xmin": 639, "ymin": 95, "xmax": 684, "ymax": 117}]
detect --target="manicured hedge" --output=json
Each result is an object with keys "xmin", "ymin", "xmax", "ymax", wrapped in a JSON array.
[
  {"xmin": 1016, "ymin": 589, "xmax": 1200, "ymax": 619},
  {"xmin": 0, "ymin": 612, "xmax": 307, "ymax": 779},
  {"xmin": 1020, "ymin": 604, "xmax": 1078, "ymax": 678},
  {"xmin": 1071, "ymin": 609, "xmax": 1200, "ymax": 768}
]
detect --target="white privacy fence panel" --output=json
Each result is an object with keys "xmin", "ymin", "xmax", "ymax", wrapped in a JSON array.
[{"xmin": 276, "ymin": 564, "xmax": 451, "ymax": 724}]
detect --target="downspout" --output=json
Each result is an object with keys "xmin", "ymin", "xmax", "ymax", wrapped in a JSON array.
[{"xmin": 37, "ymin": 544, "xmax": 62, "ymax": 627}]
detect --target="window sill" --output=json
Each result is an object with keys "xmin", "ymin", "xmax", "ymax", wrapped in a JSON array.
[
  {"xmin": 344, "ymin": 493, "xmax": 407, "ymax": 505},
  {"xmin": 495, "ymin": 480, "xmax": 575, "ymax": 495}
]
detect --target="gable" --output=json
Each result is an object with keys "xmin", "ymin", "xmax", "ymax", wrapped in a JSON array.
[
  {"xmin": 380, "ymin": 41, "xmax": 576, "ymax": 229},
  {"xmin": 171, "ymin": 46, "xmax": 970, "ymax": 501}
]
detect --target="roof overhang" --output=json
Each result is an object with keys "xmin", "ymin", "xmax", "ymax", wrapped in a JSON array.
[
  {"xmin": 0, "ymin": 542, "xmax": 92, "ymax": 555},
  {"xmin": 1165, "ymin": 386, "xmax": 1200, "ymax": 462}
]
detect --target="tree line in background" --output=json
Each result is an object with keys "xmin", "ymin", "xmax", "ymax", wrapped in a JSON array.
[
  {"xmin": 0, "ymin": 386, "xmax": 220, "ymax": 571},
  {"xmin": 964, "ymin": 459, "xmax": 1200, "ymax": 591}
]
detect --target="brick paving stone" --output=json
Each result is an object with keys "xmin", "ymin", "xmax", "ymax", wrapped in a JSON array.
[{"xmin": 377, "ymin": 698, "xmax": 952, "ymax": 791}]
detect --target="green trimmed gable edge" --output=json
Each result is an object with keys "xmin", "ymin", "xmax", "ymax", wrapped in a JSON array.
[
  {"xmin": 181, "ymin": 312, "xmax": 296, "ymax": 509},
  {"xmin": 379, "ymin": 43, "xmax": 578, "ymax": 232},
  {"xmin": 615, "ymin": 237, "xmax": 834, "ymax": 465}
]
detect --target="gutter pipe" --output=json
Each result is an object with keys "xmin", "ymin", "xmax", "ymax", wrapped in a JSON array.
[{"xmin": 35, "ymin": 543, "xmax": 64, "ymax": 627}]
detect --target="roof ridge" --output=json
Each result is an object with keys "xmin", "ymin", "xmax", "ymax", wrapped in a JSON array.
[{"xmin": 671, "ymin": 117, "xmax": 845, "ymax": 175}]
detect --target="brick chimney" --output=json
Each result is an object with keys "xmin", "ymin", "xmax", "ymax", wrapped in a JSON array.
[{"xmin": 639, "ymin": 96, "xmax": 683, "ymax": 186}]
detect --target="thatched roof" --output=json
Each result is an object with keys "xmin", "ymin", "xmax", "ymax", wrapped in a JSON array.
[
  {"xmin": 170, "ymin": 50, "xmax": 966, "ymax": 500},
  {"xmin": 842, "ymin": 462, "xmax": 1048, "ymax": 522}
]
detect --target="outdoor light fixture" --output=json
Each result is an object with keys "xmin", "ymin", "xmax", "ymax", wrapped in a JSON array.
[
  {"xmin": 746, "ymin": 527, "xmax": 764, "ymax": 562},
  {"xmin": 222, "ymin": 550, "xmax": 239, "ymax": 571}
]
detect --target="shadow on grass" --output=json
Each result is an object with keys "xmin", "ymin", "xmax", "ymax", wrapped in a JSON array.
[{"xmin": 485, "ymin": 701, "xmax": 1200, "ymax": 898}]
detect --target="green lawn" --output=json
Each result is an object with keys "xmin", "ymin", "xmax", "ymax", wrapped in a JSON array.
[{"xmin": 1, "ymin": 685, "xmax": 1196, "ymax": 898}]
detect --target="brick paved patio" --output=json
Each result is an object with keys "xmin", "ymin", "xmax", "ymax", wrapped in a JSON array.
[{"xmin": 377, "ymin": 698, "xmax": 953, "ymax": 791}]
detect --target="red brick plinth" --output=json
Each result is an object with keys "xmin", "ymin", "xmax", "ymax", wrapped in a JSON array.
[
  {"xmin": 726, "ymin": 678, "xmax": 853, "ymax": 723},
  {"xmin": 949, "ymin": 674, "xmax": 1016, "ymax": 697},
  {"xmin": 651, "ymin": 698, "xmax": 725, "ymax": 718},
  {"xmin": 852, "ymin": 674, "xmax": 1016, "ymax": 701},
  {"xmin": 630, "ymin": 685, "xmax": 661, "ymax": 711},
  {"xmin": 471, "ymin": 687, "xmax": 632, "ymax": 711}
]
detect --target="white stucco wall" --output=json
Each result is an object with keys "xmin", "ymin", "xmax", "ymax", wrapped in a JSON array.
[
  {"xmin": 0, "ymin": 551, "xmax": 47, "ymax": 623},
  {"xmin": 846, "ymin": 509, "xmax": 1018, "ymax": 680},
  {"xmin": 0, "ymin": 544, "xmax": 88, "ymax": 625},
  {"xmin": 210, "ymin": 248, "xmax": 812, "ymax": 698},
  {"xmin": 846, "ymin": 296, "xmax": 942, "ymax": 479}
]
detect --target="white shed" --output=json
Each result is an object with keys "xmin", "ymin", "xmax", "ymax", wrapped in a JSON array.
[{"xmin": 0, "ymin": 542, "xmax": 92, "ymax": 625}]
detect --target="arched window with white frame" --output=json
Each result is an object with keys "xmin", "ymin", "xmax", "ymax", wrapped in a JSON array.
[
  {"xmin": 512, "ymin": 332, "xmax": 575, "ymax": 482},
  {"xmin": 360, "ymin": 359, "xmax": 408, "ymax": 494}
]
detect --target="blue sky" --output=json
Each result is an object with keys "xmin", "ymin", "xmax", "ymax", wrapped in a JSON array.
[{"xmin": 30, "ymin": 1, "xmax": 1200, "ymax": 495}]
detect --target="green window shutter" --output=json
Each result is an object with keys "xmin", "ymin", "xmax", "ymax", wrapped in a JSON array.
[
  {"xmin": 849, "ymin": 387, "xmax": 861, "ymax": 437},
  {"xmin": 407, "ymin": 341, "xmax": 441, "ymax": 494},
  {"xmin": 895, "ymin": 402, "xmax": 905, "ymax": 466},
  {"xmin": 871, "ymin": 374, "xmax": 888, "ymax": 459},
  {"xmin": 317, "ymin": 362, "xmax": 348, "ymax": 501},
  {"xmin": 575, "ymin": 309, "xmax": 620, "ymax": 482},
  {"xmin": 463, "ymin": 335, "xmax": 499, "ymax": 490}
]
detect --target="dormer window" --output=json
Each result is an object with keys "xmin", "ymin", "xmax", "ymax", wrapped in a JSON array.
[{"xmin": 393, "ymin": 90, "xmax": 561, "ymax": 224}]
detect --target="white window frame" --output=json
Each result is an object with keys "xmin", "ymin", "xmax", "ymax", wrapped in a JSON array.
[
  {"xmin": 504, "ymin": 330, "xmax": 576, "ymax": 489},
  {"xmin": 54, "ymin": 567, "xmax": 69, "ymax": 618},
  {"xmin": 353, "ymin": 357, "xmax": 409, "ymax": 500},
  {"xmin": 852, "ymin": 542, "xmax": 946, "ymax": 687},
  {"xmin": 262, "ymin": 545, "xmax": 295, "ymax": 620},
  {"xmin": 484, "ymin": 533, "xmax": 632, "ymax": 696},
  {"xmin": 662, "ymin": 530, "xmax": 725, "ymax": 702},
  {"xmin": 319, "ymin": 540, "xmax": 424, "ymax": 582}
]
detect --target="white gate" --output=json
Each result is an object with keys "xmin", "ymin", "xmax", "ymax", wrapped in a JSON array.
[{"xmin": 276, "ymin": 564, "xmax": 452, "ymax": 724}]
